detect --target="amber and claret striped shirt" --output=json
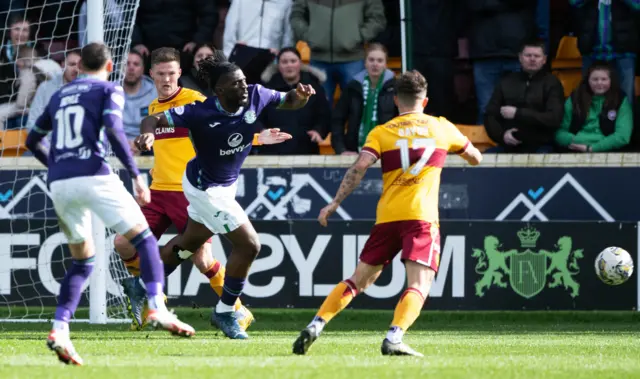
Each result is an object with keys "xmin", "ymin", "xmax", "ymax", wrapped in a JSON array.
[
  {"xmin": 147, "ymin": 87, "xmax": 206, "ymax": 192},
  {"xmin": 362, "ymin": 113, "xmax": 469, "ymax": 225}
]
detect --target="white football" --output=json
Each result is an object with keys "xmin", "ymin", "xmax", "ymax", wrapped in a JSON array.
[{"xmin": 595, "ymin": 247, "xmax": 634, "ymax": 285}]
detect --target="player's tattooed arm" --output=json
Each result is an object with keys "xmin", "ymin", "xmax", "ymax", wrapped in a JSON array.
[
  {"xmin": 318, "ymin": 152, "xmax": 377, "ymax": 226},
  {"xmin": 278, "ymin": 83, "xmax": 316, "ymax": 110},
  {"xmin": 333, "ymin": 153, "xmax": 377, "ymax": 204}
]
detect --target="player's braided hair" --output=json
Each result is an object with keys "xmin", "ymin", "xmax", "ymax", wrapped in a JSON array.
[{"xmin": 196, "ymin": 49, "xmax": 241, "ymax": 90}]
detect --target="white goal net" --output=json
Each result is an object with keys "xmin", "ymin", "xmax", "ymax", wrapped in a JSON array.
[{"xmin": 0, "ymin": 0, "xmax": 140, "ymax": 323}]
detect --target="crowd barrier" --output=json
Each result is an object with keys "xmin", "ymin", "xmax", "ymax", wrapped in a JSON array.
[{"xmin": 1, "ymin": 155, "xmax": 638, "ymax": 311}]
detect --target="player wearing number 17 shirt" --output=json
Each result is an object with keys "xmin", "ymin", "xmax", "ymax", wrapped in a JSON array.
[
  {"xmin": 137, "ymin": 50, "xmax": 316, "ymax": 339},
  {"xmin": 293, "ymin": 70, "xmax": 483, "ymax": 357},
  {"xmin": 24, "ymin": 43, "xmax": 194, "ymax": 366}
]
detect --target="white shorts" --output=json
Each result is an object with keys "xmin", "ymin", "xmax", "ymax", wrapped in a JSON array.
[
  {"xmin": 49, "ymin": 174, "xmax": 147, "ymax": 243},
  {"xmin": 182, "ymin": 173, "xmax": 249, "ymax": 234}
]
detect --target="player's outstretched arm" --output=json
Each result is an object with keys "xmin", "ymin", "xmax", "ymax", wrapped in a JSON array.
[
  {"xmin": 135, "ymin": 112, "xmax": 169, "ymax": 152},
  {"xmin": 460, "ymin": 142, "xmax": 483, "ymax": 166},
  {"xmin": 278, "ymin": 83, "xmax": 315, "ymax": 110},
  {"xmin": 318, "ymin": 152, "xmax": 377, "ymax": 226}
]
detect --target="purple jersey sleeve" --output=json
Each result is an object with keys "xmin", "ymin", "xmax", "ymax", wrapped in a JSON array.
[
  {"xmin": 257, "ymin": 84, "xmax": 287, "ymax": 108},
  {"xmin": 102, "ymin": 85, "xmax": 140, "ymax": 177},
  {"xmin": 25, "ymin": 102, "xmax": 54, "ymax": 166},
  {"xmin": 164, "ymin": 102, "xmax": 198, "ymax": 129}
]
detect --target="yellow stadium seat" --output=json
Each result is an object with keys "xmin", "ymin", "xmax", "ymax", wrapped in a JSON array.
[
  {"xmin": 551, "ymin": 36, "xmax": 583, "ymax": 98},
  {"xmin": 554, "ymin": 71, "xmax": 583, "ymax": 98},
  {"xmin": 296, "ymin": 41, "xmax": 310, "ymax": 63},
  {"xmin": 0, "ymin": 129, "xmax": 27, "ymax": 157},
  {"xmin": 552, "ymin": 36, "xmax": 582, "ymax": 70},
  {"xmin": 455, "ymin": 124, "xmax": 496, "ymax": 152},
  {"xmin": 388, "ymin": 57, "xmax": 401, "ymax": 74},
  {"xmin": 319, "ymin": 132, "xmax": 335, "ymax": 155},
  {"xmin": 334, "ymin": 85, "xmax": 341, "ymax": 105}
]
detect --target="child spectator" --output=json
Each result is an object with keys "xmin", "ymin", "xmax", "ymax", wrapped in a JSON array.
[
  {"xmin": 556, "ymin": 61, "xmax": 633, "ymax": 153},
  {"xmin": 331, "ymin": 43, "xmax": 396, "ymax": 155}
]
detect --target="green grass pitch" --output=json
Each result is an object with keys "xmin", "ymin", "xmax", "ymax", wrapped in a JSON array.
[{"xmin": 1, "ymin": 309, "xmax": 640, "ymax": 378}]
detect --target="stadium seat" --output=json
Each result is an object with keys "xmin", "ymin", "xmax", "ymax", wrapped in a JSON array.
[
  {"xmin": 0, "ymin": 129, "xmax": 28, "ymax": 157},
  {"xmin": 551, "ymin": 36, "xmax": 583, "ymax": 98},
  {"xmin": 334, "ymin": 85, "xmax": 341, "ymax": 105},
  {"xmin": 319, "ymin": 133, "xmax": 335, "ymax": 155},
  {"xmin": 455, "ymin": 124, "xmax": 497, "ymax": 152},
  {"xmin": 388, "ymin": 57, "xmax": 401, "ymax": 73},
  {"xmin": 552, "ymin": 36, "xmax": 581, "ymax": 69},
  {"xmin": 555, "ymin": 71, "xmax": 583, "ymax": 98},
  {"xmin": 296, "ymin": 41, "xmax": 310, "ymax": 63}
]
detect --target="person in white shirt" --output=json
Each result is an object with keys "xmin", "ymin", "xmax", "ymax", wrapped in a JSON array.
[
  {"xmin": 26, "ymin": 51, "xmax": 80, "ymax": 127},
  {"xmin": 223, "ymin": 0, "xmax": 294, "ymax": 57}
]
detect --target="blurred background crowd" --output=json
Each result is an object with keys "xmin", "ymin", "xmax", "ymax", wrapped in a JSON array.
[{"xmin": 0, "ymin": 0, "xmax": 639, "ymax": 156}]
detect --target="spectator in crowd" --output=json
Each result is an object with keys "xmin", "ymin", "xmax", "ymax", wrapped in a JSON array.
[
  {"xmin": 0, "ymin": 15, "xmax": 38, "ymax": 106},
  {"xmin": 411, "ymin": 0, "xmax": 463, "ymax": 119},
  {"xmin": 569, "ymin": 0, "xmax": 640, "ymax": 106},
  {"xmin": 467, "ymin": 0, "xmax": 537, "ymax": 124},
  {"xmin": 131, "ymin": 0, "xmax": 217, "ymax": 70},
  {"xmin": 180, "ymin": 43, "xmax": 214, "ymax": 96},
  {"xmin": 0, "ymin": 49, "xmax": 61, "ymax": 130},
  {"xmin": 123, "ymin": 50, "xmax": 158, "ymax": 153},
  {"xmin": 0, "ymin": 1, "xmax": 25, "ymax": 38},
  {"xmin": 257, "ymin": 47, "xmax": 330, "ymax": 155},
  {"xmin": 555, "ymin": 61, "xmax": 632, "ymax": 153},
  {"xmin": 290, "ymin": 0, "xmax": 386, "ymax": 102},
  {"xmin": 223, "ymin": 0, "xmax": 293, "ymax": 57},
  {"xmin": 331, "ymin": 43, "xmax": 396, "ymax": 155},
  {"xmin": 1, "ymin": 14, "xmax": 33, "ymax": 65},
  {"xmin": 484, "ymin": 40, "xmax": 564, "ymax": 154},
  {"xmin": 26, "ymin": 50, "xmax": 80, "ymax": 128},
  {"xmin": 0, "ymin": 46, "xmax": 41, "ymax": 129}
]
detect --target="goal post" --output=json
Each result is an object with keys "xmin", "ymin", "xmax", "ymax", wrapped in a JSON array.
[
  {"xmin": 0, "ymin": 0, "xmax": 141, "ymax": 324},
  {"xmin": 87, "ymin": 0, "xmax": 108, "ymax": 325}
]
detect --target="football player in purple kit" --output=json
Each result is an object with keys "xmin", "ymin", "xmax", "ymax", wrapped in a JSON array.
[
  {"xmin": 136, "ymin": 50, "xmax": 315, "ymax": 339},
  {"xmin": 25, "ymin": 43, "xmax": 195, "ymax": 366}
]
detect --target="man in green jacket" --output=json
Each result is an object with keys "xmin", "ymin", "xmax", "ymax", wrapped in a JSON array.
[{"xmin": 290, "ymin": 0, "xmax": 386, "ymax": 102}]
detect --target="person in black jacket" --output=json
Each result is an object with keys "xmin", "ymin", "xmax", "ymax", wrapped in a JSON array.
[
  {"xmin": 331, "ymin": 43, "xmax": 397, "ymax": 155},
  {"xmin": 254, "ymin": 47, "xmax": 331, "ymax": 155},
  {"xmin": 180, "ymin": 43, "xmax": 215, "ymax": 97},
  {"xmin": 131, "ymin": 0, "xmax": 217, "ymax": 71},
  {"xmin": 467, "ymin": 0, "xmax": 537, "ymax": 124},
  {"xmin": 570, "ymin": 0, "xmax": 639, "ymax": 106},
  {"xmin": 411, "ymin": 0, "xmax": 464, "ymax": 120},
  {"xmin": 484, "ymin": 40, "xmax": 565, "ymax": 153}
]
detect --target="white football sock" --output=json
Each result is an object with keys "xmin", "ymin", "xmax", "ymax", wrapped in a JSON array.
[
  {"xmin": 306, "ymin": 316, "xmax": 326, "ymax": 335},
  {"xmin": 215, "ymin": 301, "xmax": 234, "ymax": 314},
  {"xmin": 147, "ymin": 294, "xmax": 167, "ymax": 312},
  {"xmin": 386, "ymin": 326, "xmax": 404, "ymax": 344},
  {"xmin": 52, "ymin": 320, "xmax": 69, "ymax": 334}
]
